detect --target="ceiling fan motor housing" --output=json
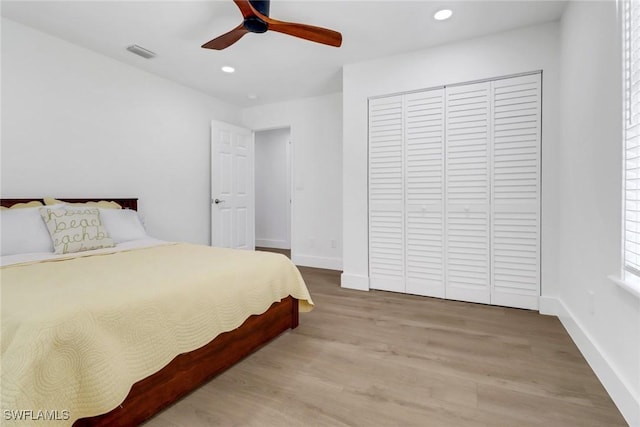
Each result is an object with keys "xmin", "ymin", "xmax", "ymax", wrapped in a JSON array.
[
  {"xmin": 244, "ymin": 0, "xmax": 270, "ymax": 33},
  {"xmin": 244, "ymin": 16, "xmax": 269, "ymax": 33}
]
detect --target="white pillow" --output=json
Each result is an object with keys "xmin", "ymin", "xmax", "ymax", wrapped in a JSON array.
[
  {"xmin": 1, "ymin": 206, "xmax": 54, "ymax": 255},
  {"xmin": 99, "ymin": 208, "xmax": 147, "ymax": 243}
]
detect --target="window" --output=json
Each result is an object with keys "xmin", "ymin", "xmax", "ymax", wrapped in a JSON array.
[{"xmin": 623, "ymin": 0, "xmax": 640, "ymax": 280}]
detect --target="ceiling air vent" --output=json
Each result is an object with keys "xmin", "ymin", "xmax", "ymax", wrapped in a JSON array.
[{"xmin": 126, "ymin": 45, "xmax": 156, "ymax": 59}]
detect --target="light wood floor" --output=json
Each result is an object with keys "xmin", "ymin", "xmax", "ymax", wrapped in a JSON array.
[{"xmin": 146, "ymin": 265, "xmax": 626, "ymax": 427}]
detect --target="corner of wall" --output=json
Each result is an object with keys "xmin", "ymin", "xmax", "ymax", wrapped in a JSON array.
[
  {"xmin": 538, "ymin": 296, "xmax": 561, "ymax": 316},
  {"xmin": 340, "ymin": 272, "xmax": 370, "ymax": 291}
]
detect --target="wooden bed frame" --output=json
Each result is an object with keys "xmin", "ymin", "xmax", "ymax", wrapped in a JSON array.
[{"xmin": 1, "ymin": 198, "xmax": 299, "ymax": 426}]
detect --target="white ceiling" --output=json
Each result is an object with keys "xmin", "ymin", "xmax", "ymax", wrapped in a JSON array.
[{"xmin": 1, "ymin": 1, "xmax": 567, "ymax": 107}]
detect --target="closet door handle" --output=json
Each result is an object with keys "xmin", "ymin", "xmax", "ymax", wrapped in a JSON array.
[{"xmin": 214, "ymin": 198, "xmax": 225, "ymax": 204}]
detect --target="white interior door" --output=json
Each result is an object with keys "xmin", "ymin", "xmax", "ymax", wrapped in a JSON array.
[
  {"xmin": 211, "ymin": 120, "xmax": 255, "ymax": 250},
  {"xmin": 368, "ymin": 95, "xmax": 405, "ymax": 292},
  {"xmin": 404, "ymin": 89, "xmax": 446, "ymax": 298},
  {"xmin": 445, "ymin": 81, "xmax": 492, "ymax": 304},
  {"xmin": 490, "ymin": 74, "xmax": 541, "ymax": 310}
]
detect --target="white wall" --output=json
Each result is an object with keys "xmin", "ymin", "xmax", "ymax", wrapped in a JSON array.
[
  {"xmin": 342, "ymin": 22, "xmax": 561, "ymax": 291},
  {"xmin": 255, "ymin": 128, "xmax": 290, "ymax": 249},
  {"xmin": 1, "ymin": 18, "xmax": 242, "ymax": 244},
  {"xmin": 557, "ymin": 2, "xmax": 640, "ymax": 424},
  {"xmin": 243, "ymin": 93, "xmax": 342, "ymax": 270}
]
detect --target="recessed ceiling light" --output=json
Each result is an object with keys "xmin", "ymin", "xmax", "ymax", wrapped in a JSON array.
[
  {"xmin": 247, "ymin": 94, "xmax": 258, "ymax": 100},
  {"xmin": 434, "ymin": 9, "xmax": 453, "ymax": 21},
  {"xmin": 221, "ymin": 66, "xmax": 235, "ymax": 73}
]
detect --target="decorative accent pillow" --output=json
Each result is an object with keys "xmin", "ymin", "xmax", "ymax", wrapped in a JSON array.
[
  {"xmin": 0, "ymin": 200, "xmax": 43, "ymax": 210},
  {"xmin": 1, "ymin": 206, "xmax": 54, "ymax": 255},
  {"xmin": 99, "ymin": 208, "xmax": 148, "ymax": 243},
  {"xmin": 43, "ymin": 197, "xmax": 122, "ymax": 209},
  {"xmin": 39, "ymin": 207, "xmax": 115, "ymax": 254}
]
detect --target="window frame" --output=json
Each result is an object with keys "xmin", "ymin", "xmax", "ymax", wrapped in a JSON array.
[{"xmin": 615, "ymin": 0, "xmax": 640, "ymax": 298}]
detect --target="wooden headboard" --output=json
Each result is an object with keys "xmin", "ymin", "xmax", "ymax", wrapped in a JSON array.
[{"xmin": 1, "ymin": 198, "xmax": 138, "ymax": 210}]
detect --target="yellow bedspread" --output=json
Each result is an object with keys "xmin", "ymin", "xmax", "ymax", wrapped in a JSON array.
[{"xmin": 0, "ymin": 243, "xmax": 313, "ymax": 425}]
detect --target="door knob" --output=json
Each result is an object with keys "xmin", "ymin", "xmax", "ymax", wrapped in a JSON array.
[{"xmin": 214, "ymin": 198, "xmax": 225, "ymax": 204}]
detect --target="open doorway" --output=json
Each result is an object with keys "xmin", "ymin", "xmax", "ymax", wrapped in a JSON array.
[{"xmin": 254, "ymin": 127, "xmax": 291, "ymax": 257}]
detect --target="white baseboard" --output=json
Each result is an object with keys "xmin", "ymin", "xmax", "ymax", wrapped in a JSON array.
[
  {"xmin": 255, "ymin": 239, "xmax": 289, "ymax": 250},
  {"xmin": 340, "ymin": 272, "xmax": 370, "ymax": 291},
  {"xmin": 538, "ymin": 296, "xmax": 561, "ymax": 316},
  {"xmin": 292, "ymin": 254, "xmax": 342, "ymax": 271},
  {"xmin": 552, "ymin": 297, "xmax": 640, "ymax": 426}
]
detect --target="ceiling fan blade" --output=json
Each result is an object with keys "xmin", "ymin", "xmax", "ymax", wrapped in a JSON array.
[
  {"xmin": 233, "ymin": 0, "xmax": 258, "ymax": 19},
  {"xmin": 201, "ymin": 24, "xmax": 249, "ymax": 50},
  {"xmin": 265, "ymin": 18, "xmax": 342, "ymax": 47}
]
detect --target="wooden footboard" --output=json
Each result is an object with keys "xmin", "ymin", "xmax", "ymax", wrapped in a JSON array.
[{"xmin": 74, "ymin": 296, "xmax": 299, "ymax": 427}]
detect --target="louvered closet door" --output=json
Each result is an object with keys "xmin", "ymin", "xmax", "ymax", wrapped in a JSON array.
[
  {"xmin": 405, "ymin": 89, "xmax": 445, "ymax": 297},
  {"xmin": 445, "ymin": 82, "xmax": 491, "ymax": 304},
  {"xmin": 491, "ymin": 74, "xmax": 541, "ymax": 310},
  {"xmin": 369, "ymin": 95, "xmax": 405, "ymax": 292}
]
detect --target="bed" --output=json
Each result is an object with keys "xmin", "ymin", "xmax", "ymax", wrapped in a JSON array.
[{"xmin": 0, "ymin": 198, "xmax": 313, "ymax": 426}]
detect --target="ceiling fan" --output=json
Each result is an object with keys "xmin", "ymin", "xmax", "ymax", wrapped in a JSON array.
[{"xmin": 201, "ymin": 0, "xmax": 342, "ymax": 50}]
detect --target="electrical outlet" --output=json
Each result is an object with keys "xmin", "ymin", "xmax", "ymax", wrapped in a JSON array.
[
  {"xmin": 588, "ymin": 291, "xmax": 595, "ymax": 315},
  {"xmin": 331, "ymin": 239, "xmax": 337, "ymax": 249},
  {"xmin": 309, "ymin": 238, "xmax": 315, "ymax": 248}
]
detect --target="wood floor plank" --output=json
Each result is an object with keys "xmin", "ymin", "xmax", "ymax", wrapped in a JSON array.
[{"xmin": 145, "ymin": 265, "xmax": 627, "ymax": 426}]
